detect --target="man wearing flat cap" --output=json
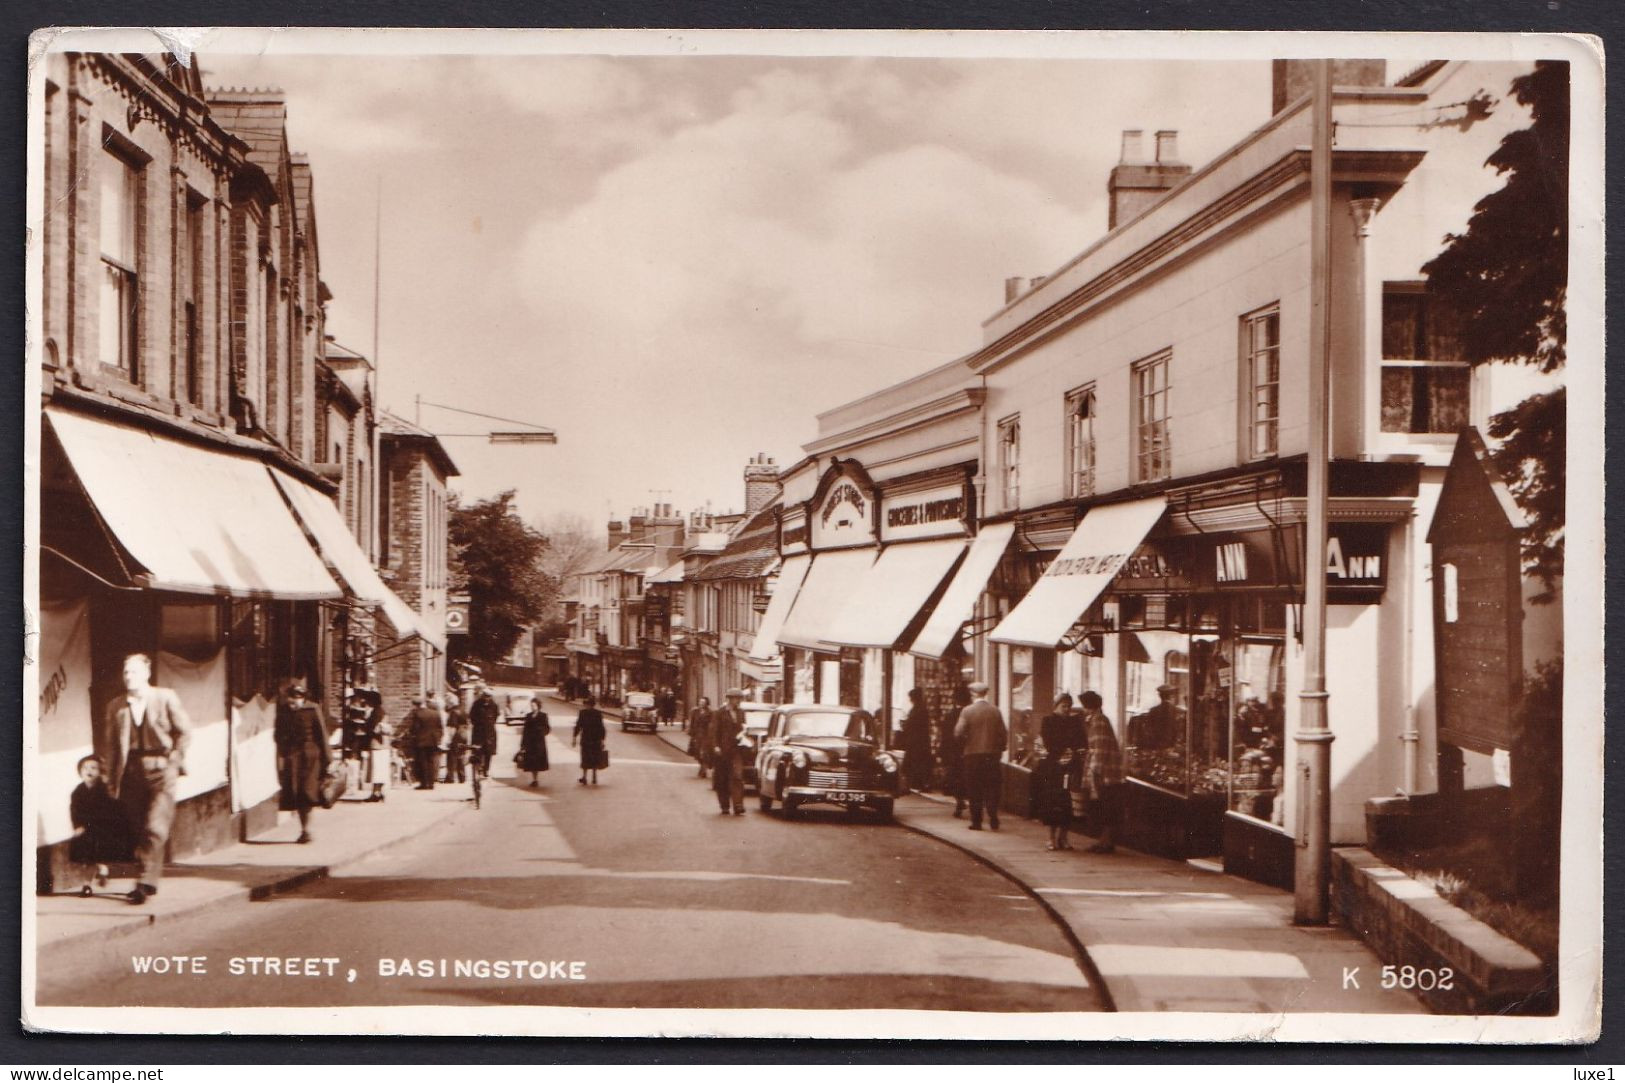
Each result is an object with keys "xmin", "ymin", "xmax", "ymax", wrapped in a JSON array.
[
  {"xmin": 710, "ymin": 689, "xmax": 749, "ymax": 816},
  {"xmin": 953, "ymin": 681, "xmax": 1008, "ymax": 831},
  {"xmin": 1131, "ymin": 682, "xmax": 1185, "ymax": 751}
]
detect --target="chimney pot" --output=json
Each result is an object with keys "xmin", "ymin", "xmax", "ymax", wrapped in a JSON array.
[
  {"xmin": 1155, "ymin": 130, "xmax": 1179, "ymax": 163},
  {"xmin": 1119, "ymin": 129, "xmax": 1146, "ymax": 164}
]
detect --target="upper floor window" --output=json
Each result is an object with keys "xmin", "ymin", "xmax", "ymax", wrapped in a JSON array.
[
  {"xmin": 98, "ymin": 145, "xmax": 141, "ymax": 378},
  {"xmin": 997, "ymin": 415, "xmax": 1021, "ymax": 507},
  {"xmin": 1243, "ymin": 306, "xmax": 1281, "ymax": 459},
  {"xmin": 1065, "ymin": 385, "xmax": 1096, "ymax": 498},
  {"xmin": 1134, "ymin": 351, "xmax": 1172, "ymax": 482},
  {"xmin": 1380, "ymin": 283, "xmax": 1470, "ymax": 435},
  {"xmin": 179, "ymin": 192, "xmax": 206, "ymax": 406}
]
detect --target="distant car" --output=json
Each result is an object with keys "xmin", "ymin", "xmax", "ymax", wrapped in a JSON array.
[
  {"xmin": 503, "ymin": 692, "xmax": 534, "ymax": 725},
  {"xmin": 754, "ymin": 704, "xmax": 903, "ymax": 819},
  {"xmin": 737, "ymin": 701, "xmax": 776, "ymax": 792},
  {"xmin": 621, "ymin": 691, "xmax": 659, "ymax": 732}
]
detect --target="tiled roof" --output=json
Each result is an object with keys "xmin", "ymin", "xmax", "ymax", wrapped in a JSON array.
[{"xmin": 694, "ymin": 503, "xmax": 779, "ymax": 581}]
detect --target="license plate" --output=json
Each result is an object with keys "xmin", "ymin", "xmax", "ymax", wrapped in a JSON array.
[{"xmin": 822, "ymin": 790, "xmax": 866, "ymax": 805}]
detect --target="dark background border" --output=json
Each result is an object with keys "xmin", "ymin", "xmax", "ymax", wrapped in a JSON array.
[{"xmin": 2, "ymin": 0, "xmax": 1619, "ymax": 1066}]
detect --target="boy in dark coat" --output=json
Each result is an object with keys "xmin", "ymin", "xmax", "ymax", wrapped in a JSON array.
[{"xmin": 69, "ymin": 755, "xmax": 130, "ymax": 887}]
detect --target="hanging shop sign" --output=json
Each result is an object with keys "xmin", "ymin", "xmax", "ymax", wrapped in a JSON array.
[
  {"xmin": 445, "ymin": 599, "xmax": 469, "ymax": 634},
  {"xmin": 879, "ymin": 481, "xmax": 970, "ymax": 543},
  {"xmin": 1107, "ymin": 540, "xmax": 1196, "ymax": 595}
]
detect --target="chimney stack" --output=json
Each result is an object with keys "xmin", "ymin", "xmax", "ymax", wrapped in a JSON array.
[
  {"xmin": 1107, "ymin": 127, "xmax": 1192, "ymax": 230},
  {"xmin": 1003, "ymin": 276, "xmax": 1028, "ymax": 304},
  {"xmin": 1271, "ymin": 59, "xmax": 1387, "ymax": 114},
  {"xmin": 606, "ymin": 519, "xmax": 627, "ymax": 551},
  {"xmin": 743, "ymin": 452, "xmax": 780, "ymax": 517}
]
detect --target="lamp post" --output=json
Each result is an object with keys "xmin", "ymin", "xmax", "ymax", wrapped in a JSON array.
[
  {"xmin": 1294, "ymin": 58, "xmax": 1335, "ymax": 926},
  {"xmin": 413, "ymin": 395, "xmax": 558, "ymax": 445}
]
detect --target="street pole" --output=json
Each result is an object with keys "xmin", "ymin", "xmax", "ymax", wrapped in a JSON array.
[{"xmin": 1294, "ymin": 58, "xmax": 1335, "ymax": 925}]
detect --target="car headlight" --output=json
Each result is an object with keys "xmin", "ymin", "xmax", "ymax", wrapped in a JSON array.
[
  {"xmin": 790, "ymin": 750, "xmax": 808, "ymax": 769},
  {"xmin": 876, "ymin": 753, "xmax": 898, "ymax": 773}
]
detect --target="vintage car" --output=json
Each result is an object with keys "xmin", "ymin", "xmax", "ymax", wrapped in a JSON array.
[
  {"xmin": 503, "ymin": 691, "xmax": 534, "ymax": 725},
  {"xmin": 753, "ymin": 704, "xmax": 903, "ymax": 819},
  {"xmin": 737, "ymin": 701, "xmax": 776, "ymax": 792},
  {"xmin": 620, "ymin": 690, "xmax": 659, "ymax": 732}
]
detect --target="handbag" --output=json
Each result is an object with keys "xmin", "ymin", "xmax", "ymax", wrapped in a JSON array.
[
  {"xmin": 596, "ymin": 747, "xmax": 610, "ymax": 770},
  {"xmin": 319, "ymin": 761, "xmax": 348, "ymax": 809}
]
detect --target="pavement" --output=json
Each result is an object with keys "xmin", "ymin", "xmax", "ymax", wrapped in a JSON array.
[
  {"xmin": 649, "ymin": 717, "xmax": 1423, "ymax": 1016},
  {"xmin": 35, "ymin": 742, "xmax": 489, "ymax": 968}
]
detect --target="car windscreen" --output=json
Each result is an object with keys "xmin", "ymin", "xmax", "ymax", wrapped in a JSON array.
[
  {"xmin": 627, "ymin": 694, "xmax": 655, "ymax": 707},
  {"xmin": 781, "ymin": 711, "xmax": 857, "ymax": 738}
]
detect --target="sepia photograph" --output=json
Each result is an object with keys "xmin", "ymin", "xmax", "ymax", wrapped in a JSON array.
[{"xmin": 19, "ymin": 27, "xmax": 1603, "ymax": 1044}]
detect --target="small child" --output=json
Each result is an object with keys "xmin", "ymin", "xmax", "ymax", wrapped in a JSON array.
[{"xmin": 69, "ymin": 755, "xmax": 130, "ymax": 893}]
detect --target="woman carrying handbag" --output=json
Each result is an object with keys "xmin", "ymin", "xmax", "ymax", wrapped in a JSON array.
[
  {"xmin": 275, "ymin": 683, "xmax": 332, "ymax": 844},
  {"xmin": 571, "ymin": 696, "xmax": 607, "ymax": 786},
  {"xmin": 517, "ymin": 699, "xmax": 552, "ymax": 786}
]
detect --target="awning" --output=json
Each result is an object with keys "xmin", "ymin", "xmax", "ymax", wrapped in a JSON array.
[
  {"xmin": 774, "ymin": 548, "xmax": 876, "ymax": 653},
  {"xmin": 45, "ymin": 408, "xmax": 340, "ymax": 600},
  {"xmin": 910, "ymin": 522, "xmax": 1017, "ymax": 659},
  {"xmin": 989, "ymin": 497, "xmax": 1167, "ymax": 648},
  {"xmin": 748, "ymin": 554, "xmax": 809, "ymax": 660},
  {"xmin": 269, "ymin": 469, "xmax": 446, "ymax": 652},
  {"xmin": 824, "ymin": 538, "xmax": 967, "ymax": 650}
]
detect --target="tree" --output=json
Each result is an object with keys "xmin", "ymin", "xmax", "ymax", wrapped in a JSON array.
[
  {"xmin": 1423, "ymin": 60, "xmax": 1568, "ymax": 598},
  {"xmin": 448, "ymin": 490, "xmax": 554, "ymax": 670}
]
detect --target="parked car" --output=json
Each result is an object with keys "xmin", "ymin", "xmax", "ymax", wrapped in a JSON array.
[
  {"xmin": 754, "ymin": 704, "xmax": 902, "ymax": 819},
  {"xmin": 503, "ymin": 692, "xmax": 534, "ymax": 725},
  {"xmin": 737, "ymin": 701, "xmax": 776, "ymax": 792},
  {"xmin": 621, "ymin": 690, "xmax": 659, "ymax": 732}
]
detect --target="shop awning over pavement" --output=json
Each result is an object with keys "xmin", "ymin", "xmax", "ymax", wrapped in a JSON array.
[
  {"xmin": 824, "ymin": 538, "xmax": 967, "ymax": 650},
  {"xmin": 45, "ymin": 408, "xmax": 341, "ymax": 600},
  {"xmin": 748, "ymin": 554, "xmax": 809, "ymax": 660},
  {"xmin": 269, "ymin": 469, "xmax": 446, "ymax": 652},
  {"xmin": 989, "ymin": 497, "xmax": 1167, "ymax": 648},
  {"xmin": 909, "ymin": 522, "xmax": 1018, "ymax": 659},
  {"xmin": 775, "ymin": 548, "xmax": 875, "ymax": 653}
]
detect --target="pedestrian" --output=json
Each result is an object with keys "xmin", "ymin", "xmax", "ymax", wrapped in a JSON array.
[
  {"xmin": 939, "ymin": 685, "xmax": 972, "ymax": 817},
  {"xmin": 408, "ymin": 692, "xmax": 444, "ymax": 790},
  {"xmin": 710, "ymin": 689, "xmax": 748, "ymax": 815},
  {"xmin": 443, "ymin": 694, "xmax": 470, "ymax": 783},
  {"xmin": 275, "ymin": 684, "xmax": 331, "ymax": 845},
  {"xmin": 517, "ymin": 699, "xmax": 551, "ymax": 786},
  {"xmin": 572, "ymin": 695, "xmax": 606, "ymax": 786},
  {"xmin": 688, "ymin": 695, "xmax": 714, "ymax": 779},
  {"xmin": 98, "ymin": 652, "xmax": 192, "ymax": 906},
  {"xmin": 356, "ymin": 689, "xmax": 391, "ymax": 802},
  {"xmin": 469, "ymin": 686, "xmax": 502, "ymax": 780},
  {"xmin": 658, "ymin": 687, "xmax": 677, "ymax": 728},
  {"xmin": 1035, "ymin": 692, "xmax": 1085, "ymax": 851},
  {"xmin": 1080, "ymin": 690, "xmax": 1125, "ymax": 854},
  {"xmin": 901, "ymin": 688, "xmax": 934, "ymax": 792},
  {"xmin": 68, "ymin": 754, "xmax": 130, "ymax": 891},
  {"xmin": 953, "ymin": 680, "xmax": 1007, "ymax": 832}
]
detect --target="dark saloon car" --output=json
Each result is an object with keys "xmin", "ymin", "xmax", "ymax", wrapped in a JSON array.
[{"xmin": 754, "ymin": 704, "xmax": 903, "ymax": 819}]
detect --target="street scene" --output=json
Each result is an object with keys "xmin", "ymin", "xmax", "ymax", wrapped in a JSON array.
[{"xmin": 24, "ymin": 30, "xmax": 1597, "ymax": 1042}]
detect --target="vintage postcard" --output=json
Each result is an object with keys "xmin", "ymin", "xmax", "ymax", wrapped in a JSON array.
[{"xmin": 20, "ymin": 27, "xmax": 1603, "ymax": 1043}]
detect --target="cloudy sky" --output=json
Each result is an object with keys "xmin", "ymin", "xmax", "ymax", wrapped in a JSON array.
[{"xmin": 200, "ymin": 39, "xmax": 1280, "ymax": 532}]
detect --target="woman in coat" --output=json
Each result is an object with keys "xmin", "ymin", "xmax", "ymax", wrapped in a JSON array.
[
  {"xmin": 517, "ymin": 700, "xmax": 551, "ymax": 786},
  {"xmin": 275, "ymin": 684, "xmax": 331, "ymax": 843},
  {"xmin": 900, "ymin": 688, "xmax": 935, "ymax": 792},
  {"xmin": 1036, "ymin": 692, "xmax": 1086, "ymax": 851},
  {"xmin": 571, "ymin": 696, "xmax": 606, "ymax": 786},
  {"xmin": 358, "ymin": 690, "xmax": 391, "ymax": 802}
]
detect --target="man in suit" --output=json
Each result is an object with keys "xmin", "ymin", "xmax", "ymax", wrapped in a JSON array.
[
  {"xmin": 468, "ymin": 685, "xmax": 502, "ymax": 780},
  {"xmin": 407, "ymin": 692, "xmax": 445, "ymax": 790},
  {"xmin": 953, "ymin": 680, "xmax": 1008, "ymax": 832},
  {"xmin": 710, "ymin": 689, "xmax": 748, "ymax": 815},
  {"xmin": 100, "ymin": 653, "xmax": 192, "ymax": 905}
]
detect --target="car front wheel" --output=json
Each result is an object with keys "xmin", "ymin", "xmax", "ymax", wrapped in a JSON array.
[
  {"xmin": 758, "ymin": 792, "xmax": 773, "ymax": 811},
  {"xmin": 872, "ymin": 798, "xmax": 894, "ymax": 821}
]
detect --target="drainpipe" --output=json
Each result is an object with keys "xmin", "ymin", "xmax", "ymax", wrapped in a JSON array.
[{"xmin": 1400, "ymin": 510, "xmax": 1421, "ymax": 795}]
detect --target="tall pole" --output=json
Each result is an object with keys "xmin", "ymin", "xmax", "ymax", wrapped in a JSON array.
[{"xmin": 1294, "ymin": 58, "xmax": 1335, "ymax": 925}]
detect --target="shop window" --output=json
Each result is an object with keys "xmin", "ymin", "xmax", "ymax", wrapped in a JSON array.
[
  {"xmin": 159, "ymin": 602, "xmax": 220, "ymax": 658},
  {"xmin": 1243, "ymin": 306, "xmax": 1280, "ymax": 458},
  {"xmin": 1380, "ymin": 283, "xmax": 1470, "ymax": 435},
  {"xmin": 99, "ymin": 142, "xmax": 142, "ymax": 380},
  {"xmin": 1065, "ymin": 384, "xmax": 1096, "ymax": 497},
  {"xmin": 1133, "ymin": 351, "xmax": 1172, "ymax": 482},
  {"xmin": 1227, "ymin": 638, "xmax": 1287, "ymax": 826},
  {"xmin": 997, "ymin": 414, "xmax": 1021, "ymax": 508}
]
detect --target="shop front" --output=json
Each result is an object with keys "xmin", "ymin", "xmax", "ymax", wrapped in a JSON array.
[
  {"xmin": 989, "ymin": 480, "xmax": 1404, "ymax": 886},
  {"xmin": 37, "ymin": 408, "xmax": 344, "ymax": 890}
]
